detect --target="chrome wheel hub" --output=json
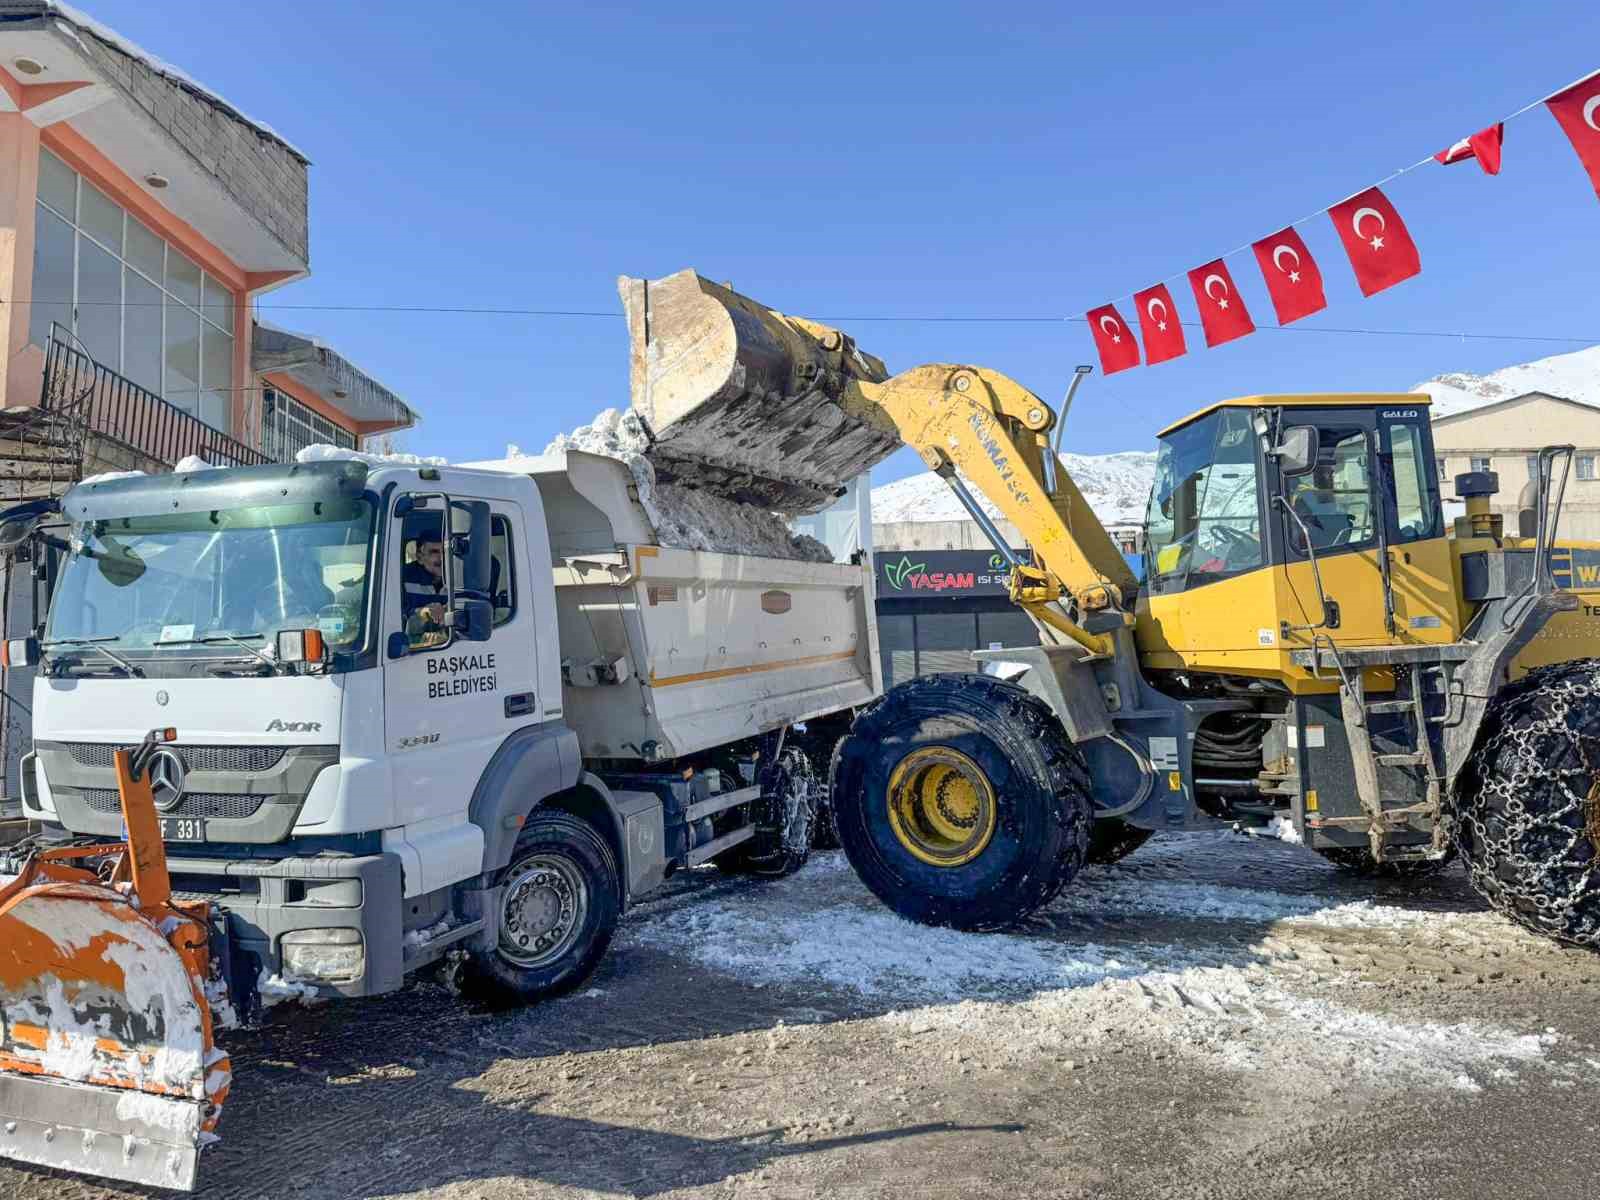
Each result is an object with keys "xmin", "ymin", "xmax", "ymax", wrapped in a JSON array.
[{"xmin": 498, "ymin": 853, "xmax": 588, "ymax": 969}]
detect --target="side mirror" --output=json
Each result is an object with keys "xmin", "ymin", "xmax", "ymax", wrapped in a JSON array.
[
  {"xmin": 1271, "ymin": 425, "xmax": 1319, "ymax": 477},
  {"xmin": 0, "ymin": 515, "xmax": 40, "ymax": 556},
  {"xmin": 451, "ymin": 597, "xmax": 492, "ymax": 642},
  {"xmin": 387, "ymin": 631, "xmax": 410, "ymax": 660}
]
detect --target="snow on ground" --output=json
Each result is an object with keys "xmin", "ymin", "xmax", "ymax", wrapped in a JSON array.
[
  {"xmin": 872, "ymin": 450, "xmax": 1157, "ymax": 529},
  {"xmin": 1411, "ymin": 343, "xmax": 1600, "ymax": 418},
  {"xmin": 627, "ymin": 837, "xmax": 1565, "ymax": 1093}
]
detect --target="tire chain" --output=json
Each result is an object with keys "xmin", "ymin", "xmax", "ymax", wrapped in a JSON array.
[{"xmin": 1457, "ymin": 660, "xmax": 1600, "ymax": 946}]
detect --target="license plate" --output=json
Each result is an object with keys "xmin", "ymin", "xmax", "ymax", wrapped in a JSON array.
[{"xmin": 160, "ymin": 816, "xmax": 206, "ymax": 842}]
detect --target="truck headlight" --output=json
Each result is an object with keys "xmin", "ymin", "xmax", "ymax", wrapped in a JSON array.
[{"xmin": 280, "ymin": 929, "xmax": 364, "ymax": 982}]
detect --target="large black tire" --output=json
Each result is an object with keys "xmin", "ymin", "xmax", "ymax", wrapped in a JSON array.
[
  {"xmin": 831, "ymin": 673, "xmax": 1092, "ymax": 931},
  {"xmin": 458, "ymin": 810, "xmax": 621, "ymax": 1005},
  {"xmin": 1087, "ymin": 819, "xmax": 1152, "ymax": 865},
  {"xmin": 1314, "ymin": 844, "xmax": 1455, "ymax": 879},
  {"xmin": 1456, "ymin": 659, "xmax": 1600, "ymax": 946},
  {"xmin": 714, "ymin": 747, "xmax": 818, "ymax": 878}
]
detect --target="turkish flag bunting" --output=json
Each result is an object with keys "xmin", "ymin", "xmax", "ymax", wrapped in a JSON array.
[
  {"xmin": 1133, "ymin": 283, "xmax": 1186, "ymax": 364},
  {"xmin": 1085, "ymin": 303, "xmax": 1140, "ymax": 374},
  {"xmin": 1250, "ymin": 227, "xmax": 1326, "ymax": 325},
  {"xmin": 1186, "ymin": 259, "xmax": 1254, "ymax": 347},
  {"xmin": 1546, "ymin": 73, "xmax": 1600, "ymax": 200},
  {"xmin": 1327, "ymin": 187, "xmax": 1421, "ymax": 297},
  {"xmin": 1434, "ymin": 123, "xmax": 1503, "ymax": 174}
]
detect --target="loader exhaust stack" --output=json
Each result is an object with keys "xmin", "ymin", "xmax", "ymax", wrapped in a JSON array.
[{"xmin": 620, "ymin": 269, "xmax": 903, "ymax": 513}]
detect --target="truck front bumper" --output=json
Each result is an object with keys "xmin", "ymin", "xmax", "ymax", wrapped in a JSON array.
[{"xmin": 167, "ymin": 851, "xmax": 405, "ymax": 1003}]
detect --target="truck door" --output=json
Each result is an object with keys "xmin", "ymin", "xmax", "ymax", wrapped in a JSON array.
[{"xmin": 382, "ymin": 493, "xmax": 537, "ymax": 839}]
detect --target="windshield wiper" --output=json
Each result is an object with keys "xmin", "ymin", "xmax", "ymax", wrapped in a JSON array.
[
  {"xmin": 160, "ymin": 632, "xmax": 280, "ymax": 673},
  {"xmin": 43, "ymin": 636, "xmax": 143, "ymax": 677}
]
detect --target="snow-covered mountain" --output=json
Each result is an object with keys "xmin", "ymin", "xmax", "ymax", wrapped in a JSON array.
[
  {"xmin": 872, "ymin": 450, "xmax": 1158, "ymax": 528},
  {"xmin": 1410, "ymin": 344, "xmax": 1600, "ymax": 418}
]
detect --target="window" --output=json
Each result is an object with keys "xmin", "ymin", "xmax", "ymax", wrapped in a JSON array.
[
  {"xmin": 400, "ymin": 509, "xmax": 448, "ymax": 650},
  {"xmin": 262, "ymin": 387, "xmax": 357, "ymax": 462},
  {"xmin": 1285, "ymin": 427, "xmax": 1373, "ymax": 554},
  {"xmin": 1386, "ymin": 423, "xmax": 1440, "ymax": 542},
  {"xmin": 1144, "ymin": 408, "xmax": 1263, "ymax": 591},
  {"xmin": 1526, "ymin": 454, "xmax": 1542, "ymax": 482},
  {"xmin": 451, "ymin": 514, "xmax": 517, "ymax": 627},
  {"xmin": 1580, "ymin": 456, "xmax": 1597, "ymax": 482},
  {"xmin": 1436, "ymin": 456, "xmax": 1448, "ymax": 482},
  {"xmin": 28, "ymin": 147, "xmax": 236, "ymax": 432},
  {"xmin": 1470, "ymin": 456, "xmax": 1492, "ymax": 474}
]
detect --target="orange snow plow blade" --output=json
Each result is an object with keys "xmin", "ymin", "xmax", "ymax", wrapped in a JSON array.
[{"xmin": 0, "ymin": 734, "xmax": 229, "ymax": 1191}]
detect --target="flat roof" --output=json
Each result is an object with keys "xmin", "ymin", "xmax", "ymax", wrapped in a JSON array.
[{"xmin": 1157, "ymin": 393, "xmax": 1431, "ymax": 438}]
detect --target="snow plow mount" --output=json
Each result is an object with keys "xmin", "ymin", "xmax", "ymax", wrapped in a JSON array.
[{"xmin": 0, "ymin": 729, "xmax": 231, "ymax": 1191}]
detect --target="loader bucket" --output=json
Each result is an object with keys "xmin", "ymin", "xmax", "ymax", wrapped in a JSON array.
[
  {"xmin": 0, "ymin": 863, "xmax": 225, "ymax": 1191},
  {"xmin": 620, "ymin": 269, "xmax": 903, "ymax": 513}
]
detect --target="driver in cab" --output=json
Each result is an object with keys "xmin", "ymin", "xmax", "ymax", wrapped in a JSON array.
[{"xmin": 403, "ymin": 532, "xmax": 448, "ymax": 646}]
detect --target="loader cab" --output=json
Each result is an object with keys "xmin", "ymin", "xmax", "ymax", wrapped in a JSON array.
[{"xmin": 1137, "ymin": 395, "xmax": 1454, "ymax": 673}]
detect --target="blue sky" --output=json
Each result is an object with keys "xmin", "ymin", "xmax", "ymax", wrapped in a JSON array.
[{"xmin": 91, "ymin": 1, "xmax": 1600, "ymax": 484}]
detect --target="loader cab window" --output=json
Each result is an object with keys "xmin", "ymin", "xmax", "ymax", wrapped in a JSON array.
[
  {"xmin": 1283, "ymin": 427, "xmax": 1374, "ymax": 555},
  {"xmin": 1382, "ymin": 419, "xmax": 1443, "ymax": 543},
  {"xmin": 1144, "ymin": 407, "xmax": 1265, "ymax": 595}
]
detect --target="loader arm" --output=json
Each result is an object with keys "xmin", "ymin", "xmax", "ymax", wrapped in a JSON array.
[{"xmin": 620, "ymin": 269, "xmax": 1137, "ymax": 654}]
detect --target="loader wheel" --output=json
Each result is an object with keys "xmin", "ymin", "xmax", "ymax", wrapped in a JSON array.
[
  {"xmin": 714, "ymin": 747, "xmax": 818, "ymax": 878},
  {"xmin": 1315, "ymin": 845, "xmax": 1455, "ymax": 879},
  {"xmin": 1456, "ymin": 659, "xmax": 1600, "ymax": 946},
  {"xmin": 460, "ymin": 811, "xmax": 621, "ymax": 1005},
  {"xmin": 1087, "ymin": 819, "xmax": 1152, "ymax": 865},
  {"xmin": 832, "ymin": 673, "xmax": 1091, "ymax": 931}
]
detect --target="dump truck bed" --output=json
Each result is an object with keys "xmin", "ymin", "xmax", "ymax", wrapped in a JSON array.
[{"xmin": 470, "ymin": 449, "xmax": 882, "ymax": 760}]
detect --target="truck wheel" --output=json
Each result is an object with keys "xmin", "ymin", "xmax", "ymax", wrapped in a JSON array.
[
  {"xmin": 1456, "ymin": 659, "xmax": 1600, "ymax": 946},
  {"xmin": 459, "ymin": 811, "xmax": 621, "ymax": 1005},
  {"xmin": 715, "ymin": 747, "xmax": 818, "ymax": 878},
  {"xmin": 832, "ymin": 673, "xmax": 1091, "ymax": 931},
  {"xmin": 1314, "ymin": 845, "xmax": 1454, "ymax": 878},
  {"xmin": 1087, "ymin": 819, "xmax": 1152, "ymax": 865}
]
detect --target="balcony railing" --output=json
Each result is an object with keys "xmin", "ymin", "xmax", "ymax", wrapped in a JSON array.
[{"xmin": 41, "ymin": 329, "xmax": 274, "ymax": 470}]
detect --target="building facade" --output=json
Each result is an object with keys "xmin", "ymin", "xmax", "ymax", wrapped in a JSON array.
[{"xmin": 1430, "ymin": 391, "xmax": 1600, "ymax": 538}]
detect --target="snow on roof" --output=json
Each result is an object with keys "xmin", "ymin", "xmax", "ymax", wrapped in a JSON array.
[
  {"xmin": 37, "ymin": 2, "xmax": 309, "ymax": 162},
  {"xmin": 872, "ymin": 450, "xmax": 1157, "ymax": 529},
  {"xmin": 1410, "ymin": 343, "xmax": 1600, "ymax": 420}
]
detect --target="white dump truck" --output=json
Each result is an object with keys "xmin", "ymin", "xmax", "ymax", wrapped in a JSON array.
[{"xmin": 0, "ymin": 446, "xmax": 877, "ymax": 1185}]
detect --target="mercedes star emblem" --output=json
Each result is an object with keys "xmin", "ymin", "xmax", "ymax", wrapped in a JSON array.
[
  {"xmin": 147, "ymin": 747, "xmax": 187, "ymax": 811},
  {"xmin": 155, "ymin": 690, "xmax": 170, "ymax": 707}
]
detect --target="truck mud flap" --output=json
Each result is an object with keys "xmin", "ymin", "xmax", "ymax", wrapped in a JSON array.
[{"xmin": 0, "ymin": 873, "xmax": 224, "ymax": 1191}]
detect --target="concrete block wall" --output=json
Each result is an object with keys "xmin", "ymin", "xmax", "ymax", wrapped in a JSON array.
[{"xmin": 74, "ymin": 29, "xmax": 310, "ymax": 265}]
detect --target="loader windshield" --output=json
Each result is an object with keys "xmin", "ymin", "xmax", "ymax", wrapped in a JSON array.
[
  {"xmin": 1144, "ymin": 408, "xmax": 1265, "ymax": 594},
  {"xmin": 45, "ymin": 496, "xmax": 377, "ymax": 665}
]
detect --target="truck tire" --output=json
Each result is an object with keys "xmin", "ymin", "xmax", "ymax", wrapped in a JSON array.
[
  {"xmin": 1087, "ymin": 819, "xmax": 1152, "ymax": 865},
  {"xmin": 714, "ymin": 747, "xmax": 818, "ymax": 878},
  {"xmin": 1314, "ymin": 845, "xmax": 1454, "ymax": 878},
  {"xmin": 1456, "ymin": 659, "xmax": 1600, "ymax": 946},
  {"xmin": 459, "ymin": 811, "xmax": 621, "ymax": 1005},
  {"xmin": 831, "ymin": 673, "xmax": 1092, "ymax": 931}
]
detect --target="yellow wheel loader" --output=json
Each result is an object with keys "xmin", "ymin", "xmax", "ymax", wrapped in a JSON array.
[
  {"xmin": 625, "ymin": 268, "xmax": 1600, "ymax": 946},
  {"xmin": 0, "ymin": 729, "xmax": 229, "ymax": 1190}
]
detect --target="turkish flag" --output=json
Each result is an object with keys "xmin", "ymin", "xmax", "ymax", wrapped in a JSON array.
[
  {"xmin": 1250, "ymin": 228, "xmax": 1326, "ymax": 325},
  {"xmin": 1434, "ymin": 123, "xmax": 1503, "ymax": 174},
  {"xmin": 1327, "ymin": 187, "xmax": 1421, "ymax": 298},
  {"xmin": 1085, "ymin": 303, "xmax": 1140, "ymax": 374},
  {"xmin": 1186, "ymin": 259, "xmax": 1254, "ymax": 347},
  {"xmin": 1133, "ymin": 283, "xmax": 1186, "ymax": 364},
  {"xmin": 1547, "ymin": 73, "xmax": 1600, "ymax": 199}
]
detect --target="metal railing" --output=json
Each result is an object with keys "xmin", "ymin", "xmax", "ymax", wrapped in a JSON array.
[{"xmin": 41, "ymin": 328, "xmax": 273, "ymax": 470}]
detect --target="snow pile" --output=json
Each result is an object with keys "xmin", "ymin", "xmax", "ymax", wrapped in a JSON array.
[
  {"xmin": 873, "ymin": 450, "xmax": 1157, "ymax": 528},
  {"xmin": 79, "ymin": 469, "xmax": 145, "ymax": 485},
  {"xmin": 257, "ymin": 970, "xmax": 322, "ymax": 1009},
  {"xmin": 296, "ymin": 444, "xmax": 447, "ymax": 468},
  {"xmin": 628, "ymin": 845, "xmax": 1565, "ymax": 1092},
  {"xmin": 174, "ymin": 455, "xmax": 211, "ymax": 473},
  {"xmin": 1411, "ymin": 343, "xmax": 1600, "ymax": 418},
  {"xmin": 535, "ymin": 408, "xmax": 832, "ymax": 562}
]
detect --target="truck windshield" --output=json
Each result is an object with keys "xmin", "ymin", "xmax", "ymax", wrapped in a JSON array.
[{"xmin": 46, "ymin": 497, "xmax": 377, "ymax": 657}]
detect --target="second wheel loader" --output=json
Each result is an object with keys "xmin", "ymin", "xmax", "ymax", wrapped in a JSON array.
[{"xmin": 625, "ymin": 268, "xmax": 1600, "ymax": 948}]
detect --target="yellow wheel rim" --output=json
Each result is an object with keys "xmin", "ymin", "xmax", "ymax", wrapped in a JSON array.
[{"xmin": 886, "ymin": 747, "xmax": 997, "ymax": 867}]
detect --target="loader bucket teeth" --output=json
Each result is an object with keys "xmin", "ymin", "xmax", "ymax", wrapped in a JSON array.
[
  {"xmin": 619, "ymin": 268, "xmax": 903, "ymax": 513},
  {"xmin": 0, "ymin": 869, "xmax": 226, "ymax": 1191}
]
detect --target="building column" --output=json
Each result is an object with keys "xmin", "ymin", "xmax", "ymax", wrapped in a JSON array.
[{"xmin": 0, "ymin": 112, "xmax": 43, "ymax": 413}]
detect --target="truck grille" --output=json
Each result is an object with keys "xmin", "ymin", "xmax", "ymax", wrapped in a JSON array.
[
  {"xmin": 81, "ymin": 788, "xmax": 265, "ymax": 821},
  {"xmin": 63, "ymin": 743, "xmax": 287, "ymax": 772}
]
